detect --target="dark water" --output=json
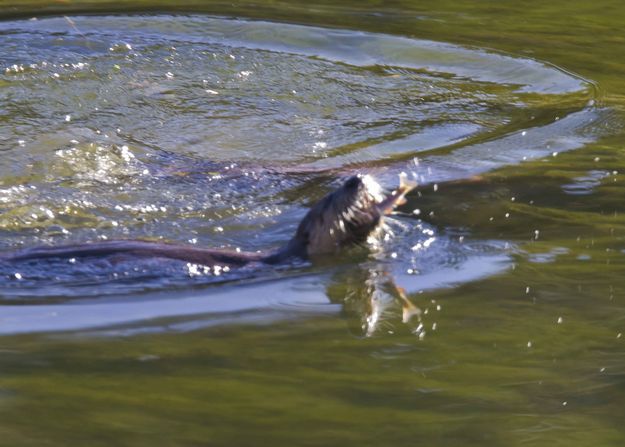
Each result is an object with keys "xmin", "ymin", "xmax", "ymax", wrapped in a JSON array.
[{"xmin": 0, "ymin": 2, "xmax": 624, "ymax": 446}]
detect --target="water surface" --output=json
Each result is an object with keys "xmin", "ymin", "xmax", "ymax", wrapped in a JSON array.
[{"xmin": 0, "ymin": 4, "xmax": 624, "ymax": 447}]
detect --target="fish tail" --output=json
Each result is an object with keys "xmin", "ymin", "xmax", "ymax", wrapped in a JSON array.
[{"xmin": 398, "ymin": 171, "xmax": 418, "ymax": 192}]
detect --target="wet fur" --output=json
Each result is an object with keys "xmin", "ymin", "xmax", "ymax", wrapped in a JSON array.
[{"xmin": 2, "ymin": 175, "xmax": 388, "ymax": 267}]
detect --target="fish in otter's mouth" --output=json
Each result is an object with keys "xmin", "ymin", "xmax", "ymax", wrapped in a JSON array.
[
  {"xmin": 281, "ymin": 173, "xmax": 416, "ymax": 258},
  {"xmin": 1, "ymin": 173, "xmax": 416, "ymax": 266}
]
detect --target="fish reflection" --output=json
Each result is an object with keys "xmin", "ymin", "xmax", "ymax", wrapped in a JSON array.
[{"xmin": 326, "ymin": 265, "xmax": 424, "ymax": 337}]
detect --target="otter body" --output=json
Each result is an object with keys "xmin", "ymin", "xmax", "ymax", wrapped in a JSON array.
[
  {"xmin": 2, "ymin": 174, "xmax": 414, "ymax": 267},
  {"xmin": 5, "ymin": 239, "xmax": 266, "ymax": 267}
]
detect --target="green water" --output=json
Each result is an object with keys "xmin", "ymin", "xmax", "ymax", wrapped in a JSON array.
[{"xmin": 1, "ymin": 1, "xmax": 625, "ymax": 446}]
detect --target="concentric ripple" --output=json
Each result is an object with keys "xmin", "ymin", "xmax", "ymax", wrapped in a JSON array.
[{"xmin": 0, "ymin": 15, "xmax": 603, "ymax": 333}]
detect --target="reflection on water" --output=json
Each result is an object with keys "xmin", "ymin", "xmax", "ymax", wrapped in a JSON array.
[
  {"xmin": 1, "ymin": 9, "xmax": 624, "ymax": 447},
  {"xmin": 0, "ymin": 223, "xmax": 510, "ymax": 335},
  {"xmin": 0, "ymin": 15, "xmax": 596, "ymax": 306}
]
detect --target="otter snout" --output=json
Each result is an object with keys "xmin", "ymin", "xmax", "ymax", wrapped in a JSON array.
[{"xmin": 286, "ymin": 174, "xmax": 384, "ymax": 257}]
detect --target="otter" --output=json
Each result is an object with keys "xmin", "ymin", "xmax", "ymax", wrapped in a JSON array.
[{"xmin": 2, "ymin": 173, "xmax": 415, "ymax": 267}]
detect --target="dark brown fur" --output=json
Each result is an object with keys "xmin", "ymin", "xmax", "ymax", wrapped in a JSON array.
[{"xmin": 3, "ymin": 175, "xmax": 393, "ymax": 267}]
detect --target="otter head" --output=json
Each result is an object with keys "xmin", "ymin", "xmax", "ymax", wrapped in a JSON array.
[{"xmin": 289, "ymin": 174, "xmax": 387, "ymax": 257}]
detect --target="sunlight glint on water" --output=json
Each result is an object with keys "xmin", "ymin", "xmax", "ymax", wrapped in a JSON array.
[{"xmin": 0, "ymin": 9, "xmax": 623, "ymax": 447}]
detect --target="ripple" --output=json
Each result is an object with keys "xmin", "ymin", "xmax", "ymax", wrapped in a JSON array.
[
  {"xmin": 562, "ymin": 170, "xmax": 611, "ymax": 195},
  {"xmin": 0, "ymin": 235, "xmax": 511, "ymax": 336},
  {"xmin": 0, "ymin": 15, "xmax": 604, "ymax": 332},
  {"xmin": 0, "ymin": 15, "xmax": 593, "ymax": 166}
]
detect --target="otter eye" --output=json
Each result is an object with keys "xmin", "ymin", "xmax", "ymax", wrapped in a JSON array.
[{"xmin": 344, "ymin": 176, "xmax": 361, "ymax": 190}]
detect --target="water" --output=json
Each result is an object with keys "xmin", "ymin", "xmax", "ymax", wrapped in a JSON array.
[{"xmin": 0, "ymin": 3, "xmax": 625, "ymax": 446}]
